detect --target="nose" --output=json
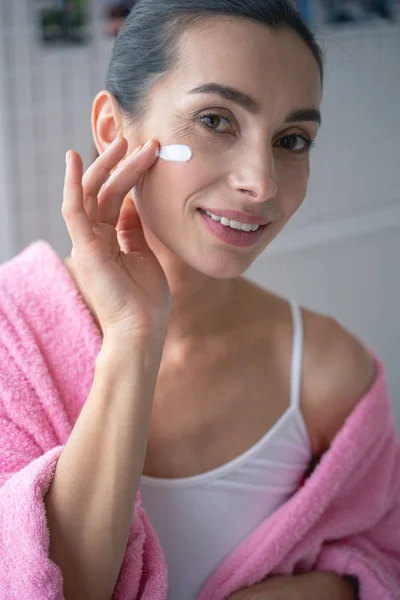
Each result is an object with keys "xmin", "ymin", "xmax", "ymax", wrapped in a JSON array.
[{"xmin": 228, "ymin": 147, "xmax": 278, "ymax": 203}]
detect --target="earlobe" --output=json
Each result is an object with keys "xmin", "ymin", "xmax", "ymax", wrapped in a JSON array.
[{"xmin": 91, "ymin": 90, "xmax": 122, "ymax": 155}]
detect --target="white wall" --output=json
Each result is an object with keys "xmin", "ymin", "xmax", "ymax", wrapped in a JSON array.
[
  {"xmin": 0, "ymin": 0, "xmax": 114, "ymax": 259},
  {"xmin": 0, "ymin": 2, "xmax": 399, "ymax": 425},
  {"xmin": 248, "ymin": 228, "xmax": 400, "ymax": 427}
]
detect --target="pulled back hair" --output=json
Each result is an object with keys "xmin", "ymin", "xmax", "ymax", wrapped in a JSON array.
[{"xmin": 106, "ymin": 0, "xmax": 324, "ymax": 121}]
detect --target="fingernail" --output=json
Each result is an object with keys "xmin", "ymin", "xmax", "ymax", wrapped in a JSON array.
[{"xmin": 65, "ymin": 151, "xmax": 70, "ymax": 166}]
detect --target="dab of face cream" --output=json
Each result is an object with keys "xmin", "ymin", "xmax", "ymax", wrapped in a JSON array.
[{"xmin": 156, "ymin": 144, "xmax": 192, "ymax": 162}]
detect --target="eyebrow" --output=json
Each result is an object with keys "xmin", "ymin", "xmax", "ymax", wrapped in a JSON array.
[
  {"xmin": 187, "ymin": 83, "xmax": 321, "ymax": 126},
  {"xmin": 285, "ymin": 109, "xmax": 321, "ymax": 126}
]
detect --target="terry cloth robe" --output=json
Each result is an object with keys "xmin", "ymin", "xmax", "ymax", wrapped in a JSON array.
[{"xmin": 0, "ymin": 241, "xmax": 399, "ymax": 600}]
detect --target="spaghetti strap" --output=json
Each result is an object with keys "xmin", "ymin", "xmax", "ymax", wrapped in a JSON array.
[{"xmin": 289, "ymin": 302, "xmax": 304, "ymax": 410}]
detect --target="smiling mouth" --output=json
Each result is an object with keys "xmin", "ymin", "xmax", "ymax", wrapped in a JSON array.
[
  {"xmin": 198, "ymin": 209, "xmax": 269, "ymax": 231},
  {"xmin": 198, "ymin": 209, "xmax": 269, "ymax": 248}
]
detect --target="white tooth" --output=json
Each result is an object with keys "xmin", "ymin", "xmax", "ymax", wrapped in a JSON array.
[
  {"xmin": 204, "ymin": 210, "xmax": 261, "ymax": 231},
  {"xmin": 230, "ymin": 220, "xmax": 243, "ymax": 230},
  {"xmin": 205, "ymin": 211, "xmax": 221, "ymax": 222}
]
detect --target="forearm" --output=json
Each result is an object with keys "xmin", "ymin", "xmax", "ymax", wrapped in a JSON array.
[{"xmin": 44, "ymin": 340, "xmax": 161, "ymax": 600}]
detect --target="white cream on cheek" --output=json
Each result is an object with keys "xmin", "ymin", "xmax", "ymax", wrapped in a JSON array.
[{"xmin": 156, "ymin": 144, "xmax": 192, "ymax": 162}]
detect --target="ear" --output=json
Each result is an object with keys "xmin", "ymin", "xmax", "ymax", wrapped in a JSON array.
[{"xmin": 91, "ymin": 90, "xmax": 124, "ymax": 155}]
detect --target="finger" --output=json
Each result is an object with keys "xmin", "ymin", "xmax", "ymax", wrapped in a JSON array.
[
  {"xmin": 62, "ymin": 151, "xmax": 96, "ymax": 247},
  {"xmin": 93, "ymin": 143, "xmax": 142, "ymax": 206},
  {"xmin": 81, "ymin": 136, "xmax": 128, "ymax": 200},
  {"xmin": 116, "ymin": 196, "xmax": 148, "ymax": 254},
  {"xmin": 82, "ymin": 137, "xmax": 130, "ymax": 223},
  {"xmin": 117, "ymin": 195, "xmax": 141, "ymax": 233},
  {"xmin": 97, "ymin": 139, "xmax": 159, "ymax": 227}
]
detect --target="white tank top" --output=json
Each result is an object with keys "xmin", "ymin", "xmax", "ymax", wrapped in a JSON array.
[{"xmin": 140, "ymin": 302, "xmax": 313, "ymax": 600}]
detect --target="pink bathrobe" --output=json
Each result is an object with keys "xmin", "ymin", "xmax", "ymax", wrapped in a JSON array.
[{"xmin": 0, "ymin": 241, "xmax": 399, "ymax": 600}]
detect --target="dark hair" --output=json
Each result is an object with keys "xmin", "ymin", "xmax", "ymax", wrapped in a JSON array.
[{"xmin": 106, "ymin": 0, "xmax": 324, "ymax": 121}]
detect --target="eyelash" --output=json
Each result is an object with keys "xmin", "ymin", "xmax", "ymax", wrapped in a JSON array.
[{"xmin": 198, "ymin": 111, "xmax": 316, "ymax": 154}]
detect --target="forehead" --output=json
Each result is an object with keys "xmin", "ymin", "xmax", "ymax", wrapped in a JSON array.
[{"xmin": 171, "ymin": 17, "xmax": 322, "ymax": 110}]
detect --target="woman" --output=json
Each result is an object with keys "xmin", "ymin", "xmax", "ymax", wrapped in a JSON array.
[{"xmin": 0, "ymin": 1, "xmax": 399, "ymax": 599}]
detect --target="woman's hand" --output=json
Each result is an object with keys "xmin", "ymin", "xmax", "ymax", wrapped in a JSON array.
[
  {"xmin": 228, "ymin": 572, "xmax": 358, "ymax": 600},
  {"xmin": 62, "ymin": 137, "xmax": 172, "ymax": 343}
]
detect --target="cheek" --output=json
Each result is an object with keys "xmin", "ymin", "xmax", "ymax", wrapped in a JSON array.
[
  {"xmin": 136, "ymin": 148, "xmax": 223, "ymax": 218},
  {"xmin": 277, "ymin": 160, "xmax": 310, "ymax": 217}
]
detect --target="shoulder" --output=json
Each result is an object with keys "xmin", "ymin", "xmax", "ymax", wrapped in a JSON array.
[
  {"xmin": 234, "ymin": 280, "xmax": 376, "ymax": 454},
  {"xmin": 301, "ymin": 309, "xmax": 376, "ymax": 454}
]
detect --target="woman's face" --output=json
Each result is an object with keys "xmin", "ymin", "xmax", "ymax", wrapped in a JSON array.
[{"xmin": 127, "ymin": 17, "xmax": 322, "ymax": 279}]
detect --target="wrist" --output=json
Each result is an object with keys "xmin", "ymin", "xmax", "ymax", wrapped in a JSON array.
[
  {"xmin": 97, "ymin": 335, "xmax": 164, "ymax": 375},
  {"xmin": 102, "ymin": 321, "xmax": 167, "ymax": 352}
]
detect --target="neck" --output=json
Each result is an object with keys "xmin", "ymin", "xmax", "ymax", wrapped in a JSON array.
[
  {"xmin": 165, "ymin": 266, "xmax": 236, "ymax": 349},
  {"xmin": 143, "ymin": 227, "xmax": 238, "ymax": 356}
]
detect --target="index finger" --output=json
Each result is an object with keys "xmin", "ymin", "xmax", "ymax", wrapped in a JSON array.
[
  {"xmin": 81, "ymin": 136, "xmax": 128, "ymax": 198},
  {"xmin": 97, "ymin": 139, "xmax": 159, "ymax": 227}
]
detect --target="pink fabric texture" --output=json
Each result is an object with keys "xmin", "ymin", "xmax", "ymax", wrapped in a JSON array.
[{"xmin": 0, "ymin": 241, "xmax": 399, "ymax": 600}]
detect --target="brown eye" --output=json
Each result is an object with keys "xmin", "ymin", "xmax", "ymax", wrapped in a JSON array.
[
  {"xmin": 275, "ymin": 134, "xmax": 314, "ymax": 153},
  {"xmin": 200, "ymin": 113, "xmax": 232, "ymax": 133},
  {"xmin": 202, "ymin": 115, "xmax": 221, "ymax": 129}
]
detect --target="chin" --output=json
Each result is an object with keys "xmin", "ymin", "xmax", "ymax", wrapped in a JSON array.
[
  {"xmin": 185, "ymin": 252, "xmax": 256, "ymax": 279},
  {"xmin": 143, "ymin": 221, "xmax": 266, "ymax": 278}
]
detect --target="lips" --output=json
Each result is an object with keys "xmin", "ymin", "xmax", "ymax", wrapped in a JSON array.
[
  {"xmin": 199, "ymin": 208, "xmax": 269, "ymax": 226},
  {"xmin": 198, "ymin": 209, "xmax": 268, "ymax": 248}
]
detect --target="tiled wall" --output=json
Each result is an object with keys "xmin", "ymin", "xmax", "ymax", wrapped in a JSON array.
[
  {"xmin": 0, "ymin": 2, "xmax": 399, "ymax": 261},
  {"xmin": 0, "ymin": 0, "xmax": 114, "ymax": 259}
]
